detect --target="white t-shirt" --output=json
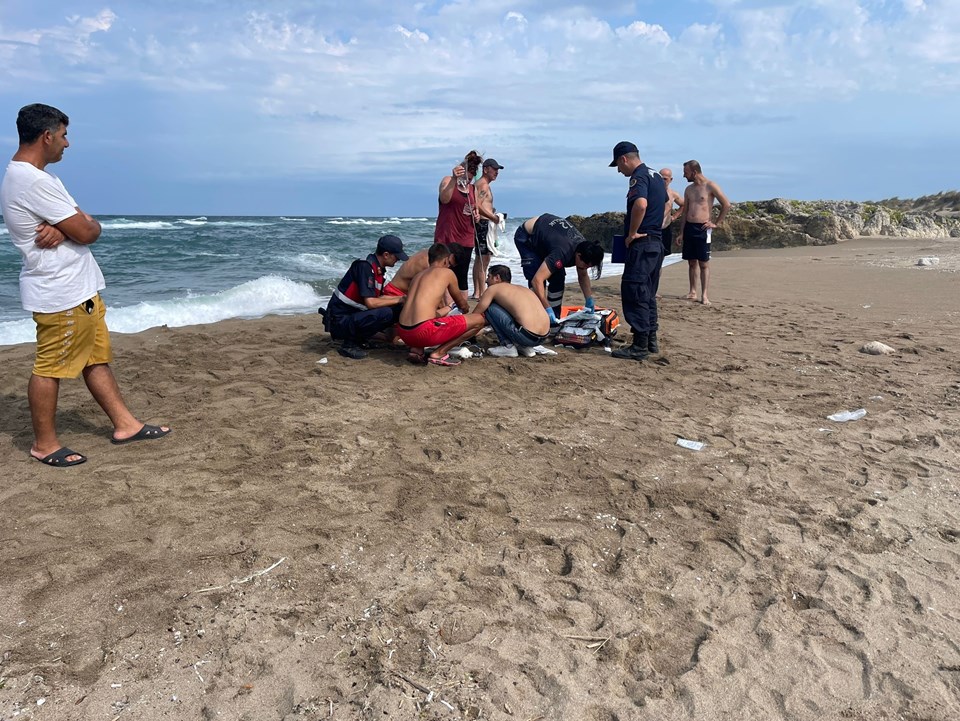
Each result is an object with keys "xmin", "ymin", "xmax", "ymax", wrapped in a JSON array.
[{"xmin": 0, "ymin": 160, "xmax": 105, "ymax": 313}]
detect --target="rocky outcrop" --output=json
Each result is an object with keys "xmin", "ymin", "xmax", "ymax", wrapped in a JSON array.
[{"xmin": 568, "ymin": 195, "xmax": 960, "ymax": 252}]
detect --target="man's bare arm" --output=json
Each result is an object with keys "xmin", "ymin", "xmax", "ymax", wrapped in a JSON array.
[
  {"xmin": 449, "ymin": 276, "xmax": 470, "ymax": 312},
  {"xmin": 708, "ymin": 182, "xmax": 731, "ymax": 227},
  {"xmin": 363, "ymin": 294, "xmax": 404, "ymax": 309},
  {"xmin": 531, "ymin": 263, "xmax": 552, "ymax": 308},
  {"xmin": 34, "ymin": 222, "xmax": 66, "ymax": 249},
  {"xmin": 473, "ymin": 285, "xmax": 499, "ymax": 315},
  {"xmin": 54, "ymin": 209, "xmax": 101, "ymax": 245},
  {"xmin": 476, "ymin": 183, "xmax": 498, "ymax": 222}
]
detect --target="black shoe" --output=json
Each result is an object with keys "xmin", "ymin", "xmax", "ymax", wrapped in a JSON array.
[
  {"xmin": 338, "ymin": 341, "xmax": 367, "ymax": 359},
  {"xmin": 648, "ymin": 331, "xmax": 659, "ymax": 354},
  {"xmin": 612, "ymin": 343, "xmax": 650, "ymax": 360}
]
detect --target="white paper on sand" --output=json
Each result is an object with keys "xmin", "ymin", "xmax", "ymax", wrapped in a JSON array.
[
  {"xmin": 676, "ymin": 438, "xmax": 705, "ymax": 451},
  {"xmin": 531, "ymin": 345, "xmax": 557, "ymax": 356},
  {"xmin": 827, "ymin": 408, "xmax": 866, "ymax": 422}
]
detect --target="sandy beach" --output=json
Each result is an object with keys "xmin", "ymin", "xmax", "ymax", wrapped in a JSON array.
[{"xmin": 1, "ymin": 235, "xmax": 959, "ymax": 720}]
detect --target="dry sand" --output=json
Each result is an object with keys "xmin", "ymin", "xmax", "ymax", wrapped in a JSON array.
[{"xmin": 1, "ymin": 236, "xmax": 959, "ymax": 721}]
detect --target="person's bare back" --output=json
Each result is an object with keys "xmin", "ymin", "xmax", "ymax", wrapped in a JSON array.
[
  {"xmin": 398, "ymin": 267, "xmax": 465, "ymax": 326},
  {"xmin": 475, "ymin": 283, "xmax": 549, "ymax": 336},
  {"xmin": 390, "ymin": 249, "xmax": 430, "ymax": 293}
]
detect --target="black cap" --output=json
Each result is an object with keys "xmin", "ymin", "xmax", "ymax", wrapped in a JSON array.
[
  {"xmin": 609, "ymin": 141, "xmax": 639, "ymax": 167},
  {"xmin": 376, "ymin": 234, "xmax": 409, "ymax": 261},
  {"xmin": 483, "ymin": 158, "xmax": 504, "ymax": 169}
]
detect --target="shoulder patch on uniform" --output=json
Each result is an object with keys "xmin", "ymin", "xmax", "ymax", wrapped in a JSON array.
[
  {"xmin": 629, "ymin": 178, "xmax": 637, "ymax": 187},
  {"xmin": 554, "ymin": 259, "xmax": 564, "ymax": 270},
  {"xmin": 367, "ymin": 278, "xmax": 375, "ymax": 287}
]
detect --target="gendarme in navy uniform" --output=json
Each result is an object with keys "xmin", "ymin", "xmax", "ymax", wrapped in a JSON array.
[
  {"xmin": 608, "ymin": 141, "xmax": 667, "ymax": 360},
  {"xmin": 323, "ymin": 234, "xmax": 408, "ymax": 359}
]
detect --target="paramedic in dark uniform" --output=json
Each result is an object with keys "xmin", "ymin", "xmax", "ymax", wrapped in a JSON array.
[
  {"xmin": 323, "ymin": 234, "xmax": 408, "ymax": 359},
  {"xmin": 609, "ymin": 141, "xmax": 667, "ymax": 360},
  {"xmin": 513, "ymin": 213, "xmax": 605, "ymax": 324}
]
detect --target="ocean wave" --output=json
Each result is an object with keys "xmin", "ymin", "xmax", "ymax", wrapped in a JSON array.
[
  {"xmin": 326, "ymin": 218, "xmax": 393, "ymax": 226},
  {"xmin": 180, "ymin": 217, "xmax": 208, "ymax": 226},
  {"xmin": 0, "ymin": 276, "xmax": 324, "ymax": 346},
  {"xmin": 0, "ymin": 227, "xmax": 8, "ymax": 235},
  {"xmin": 292, "ymin": 252, "xmax": 351, "ymax": 276},
  {"xmin": 204, "ymin": 220, "xmax": 275, "ymax": 227},
  {"xmin": 281, "ymin": 217, "xmax": 307, "ymax": 222},
  {"xmin": 101, "ymin": 219, "xmax": 179, "ymax": 230}
]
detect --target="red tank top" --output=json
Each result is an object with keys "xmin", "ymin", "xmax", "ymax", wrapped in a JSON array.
[{"xmin": 434, "ymin": 183, "xmax": 476, "ymax": 248}]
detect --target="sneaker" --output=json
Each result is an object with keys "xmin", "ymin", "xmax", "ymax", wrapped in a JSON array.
[
  {"xmin": 487, "ymin": 344, "xmax": 518, "ymax": 357},
  {"xmin": 338, "ymin": 341, "xmax": 368, "ymax": 359},
  {"xmin": 517, "ymin": 346, "xmax": 536, "ymax": 357}
]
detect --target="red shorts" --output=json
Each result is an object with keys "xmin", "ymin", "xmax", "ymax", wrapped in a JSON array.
[
  {"xmin": 395, "ymin": 315, "xmax": 467, "ymax": 349},
  {"xmin": 382, "ymin": 282, "xmax": 406, "ymax": 297}
]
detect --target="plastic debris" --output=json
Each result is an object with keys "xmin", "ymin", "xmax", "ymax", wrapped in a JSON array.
[
  {"xmin": 917, "ymin": 257, "xmax": 940, "ymax": 266},
  {"xmin": 827, "ymin": 408, "xmax": 867, "ymax": 422},
  {"xmin": 676, "ymin": 438, "xmax": 705, "ymax": 451},
  {"xmin": 316, "ymin": 357, "xmax": 328, "ymax": 364},
  {"xmin": 860, "ymin": 341, "xmax": 895, "ymax": 355}
]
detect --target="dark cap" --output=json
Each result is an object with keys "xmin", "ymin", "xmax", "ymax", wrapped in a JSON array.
[
  {"xmin": 609, "ymin": 141, "xmax": 639, "ymax": 167},
  {"xmin": 483, "ymin": 158, "xmax": 504, "ymax": 169},
  {"xmin": 376, "ymin": 234, "xmax": 409, "ymax": 261}
]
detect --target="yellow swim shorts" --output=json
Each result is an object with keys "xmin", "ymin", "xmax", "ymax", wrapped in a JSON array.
[{"xmin": 32, "ymin": 294, "xmax": 113, "ymax": 378}]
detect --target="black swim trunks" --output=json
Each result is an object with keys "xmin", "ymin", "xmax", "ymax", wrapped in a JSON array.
[
  {"xmin": 682, "ymin": 223, "xmax": 712, "ymax": 261},
  {"xmin": 474, "ymin": 219, "xmax": 492, "ymax": 256}
]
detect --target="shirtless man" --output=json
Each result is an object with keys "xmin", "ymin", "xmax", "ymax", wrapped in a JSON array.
[
  {"xmin": 395, "ymin": 244, "xmax": 486, "ymax": 366},
  {"xmin": 474, "ymin": 265, "xmax": 550, "ymax": 358},
  {"xmin": 472, "ymin": 158, "xmax": 505, "ymax": 299},
  {"xmin": 383, "ymin": 243, "xmax": 470, "ymax": 302},
  {"xmin": 656, "ymin": 167, "xmax": 684, "ymax": 299},
  {"xmin": 679, "ymin": 160, "xmax": 730, "ymax": 305}
]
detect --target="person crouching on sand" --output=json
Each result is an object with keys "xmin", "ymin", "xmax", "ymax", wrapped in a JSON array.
[
  {"xmin": 395, "ymin": 244, "xmax": 486, "ymax": 367},
  {"xmin": 473, "ymin": 265, "xmax": 550, "ymax": 358}
]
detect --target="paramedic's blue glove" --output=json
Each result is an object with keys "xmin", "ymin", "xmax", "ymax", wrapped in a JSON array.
[
  {"xmin": 546, "ymin": 306, "xmax": 559, "ymax": 326},
  {"xmin": 584, "ymin": 296, "xmax": 596, "ymax": 311}
]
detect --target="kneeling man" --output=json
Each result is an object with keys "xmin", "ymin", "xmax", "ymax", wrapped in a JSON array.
[
  {"xmin": 473, "ymin": 265, "xmax": 550, "ymax": 358},
  {"xmin": 395, "ymin": 244, "xmax": 486, "ymax": 366}
]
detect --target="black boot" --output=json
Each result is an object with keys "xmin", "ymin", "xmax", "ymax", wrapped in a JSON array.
[
  {"xmin": 648, "ymin": 331, "xmax": 659, "ymax": 354},
  {"xmin": 612, "ymin": 333, "xmax": 649, "ymax": 360},
  {"xmin": 338, "ymin": 339, "xmax": 368, "ymax": 359}
]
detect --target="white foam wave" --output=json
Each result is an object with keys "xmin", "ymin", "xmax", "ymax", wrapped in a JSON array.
[
  {"xmin": 181, "ymin": 218, "xmax": 207, "ymax": 226},
  {"xmin": 204, "ymin": 220, "xmax": 274, "ymax": 227},
  {"xmin": 326, "ymin": 218, "xmax": 391, "ymax": 226},
  {"xmin": 101, "ymin": 219, "xmax": 178, "ymax": 230},
  {"xmin": 0, "ymin": 226, "xmax": 8, "ymax": 235},
  {"xmin": 293, "ymin": 252, "xmax": 351, "ymax": 276},
  {"xmin": 281, "ymin": 217, "xmax": 307, "ymax": 222},
  {"xmin": 0, "ymin": 276, "xmax": 324, "ymax": 346}
]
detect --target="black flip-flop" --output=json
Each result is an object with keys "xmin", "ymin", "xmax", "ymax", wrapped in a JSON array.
[
  {"xmin": 111, "ymin": 424, "xmax": 171, "ymax": 445},
  {"xmin": 35, "ymin": 447, "xmax": 87, "ymax": 467}
]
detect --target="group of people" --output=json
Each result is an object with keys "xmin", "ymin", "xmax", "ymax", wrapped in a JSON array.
[
  {"xmin": 1, "ymin": 102, "xmax": 729, "ymax": 467},
  {"xmin": 325, "ymin": 143, "xmax": 729, "ymax": 366},
  {"xmin": 609, "ymin": 140, "xmax": 730, "ymax": 360}
]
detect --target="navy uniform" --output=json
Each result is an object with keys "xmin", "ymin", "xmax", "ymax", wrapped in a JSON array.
[
  {"xmin": 323, "ymin": 235, "xmax": 408, "ymax": 357},
  {"xmin": 514, "ymin": 213, "xmax": 584, "ymax": 315},
  {"xmin": 612, "ymin": 149, "xmax": 666, "ymax": 360}
]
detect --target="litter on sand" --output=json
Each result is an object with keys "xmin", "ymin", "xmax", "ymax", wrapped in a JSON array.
[
  {"xmin": 316, "ymin": 357, "xmax": 328, "ymax": 365},
  {"xmin": 530, "ymin": 345, "xmax": 558, "ymax": 356},
  {"xmin": 827, "ymin": 408, "xmax": 867, "ymax": 422},
  {"xmin": 917, "ymin": 257, "xmax": 940, "ymax": 267},
  {"xmin": 676, "ymin": 438, "xmax": 705, "ymax": 451}
]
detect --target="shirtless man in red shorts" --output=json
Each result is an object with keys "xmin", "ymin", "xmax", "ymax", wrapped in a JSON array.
[
  {"xmin": 395, "ymin": 245, "xmax": 486, "ymax": 366},
  {"xmin": 383, "ymin": 243, "xmax": 469, "ymax": 304}
]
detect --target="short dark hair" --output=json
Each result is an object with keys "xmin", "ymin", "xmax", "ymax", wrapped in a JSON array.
[
  {"xmin": 17, "ymin": 104, "xmax": 69, "ymax": 145},
  {"xmin": 684, "ymin": 159, "xmax": 702, "ymax": 174},
  {"xmin": 427, "ymin": 243, "xmax": 451, "ymax": 264},
  {"xmin": 576, "ymin": 240, "xmax": 604, "ymax": 280},
  {"xmin": 448, "ymin": 244, "xmax": 472, "ymax": 269},
  {"xmin": 487, "ymin": 264, "xmax": 511, "ymax": 283}
]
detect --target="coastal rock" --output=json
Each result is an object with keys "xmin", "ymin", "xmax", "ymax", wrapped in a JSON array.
[{"xmin": 568, "ymin": 192, "xmax": 960, "ymax": 251}]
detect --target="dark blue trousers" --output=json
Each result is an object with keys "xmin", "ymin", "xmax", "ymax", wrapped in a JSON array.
[
  {"xmin": 621, "ymin": 238, "xmax": 664, "ymax": 335},
  {"xmin": 329, "ymin": 306, "xmax": 398, "ymax": 343}
]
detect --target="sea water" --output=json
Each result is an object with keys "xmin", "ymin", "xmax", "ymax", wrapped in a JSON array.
[{"xmin": 0, "ymin": 215, "xmax": 640, "ymax": 347}]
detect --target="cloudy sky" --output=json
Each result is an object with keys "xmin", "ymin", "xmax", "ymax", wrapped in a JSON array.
[{"xmin": 1, "ymin": 0, "xmax": 957, "ymax": 216}]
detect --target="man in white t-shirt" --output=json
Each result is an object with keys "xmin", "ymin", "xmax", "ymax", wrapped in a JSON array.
[{"xmin": 0, "ymin": 103, "xmax": 170, "ymax": 467}]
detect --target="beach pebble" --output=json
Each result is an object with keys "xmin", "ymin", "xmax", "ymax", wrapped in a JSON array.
[
  {"xmin": 860, "ymin": 341, "xmax": 896, "ymax": 355},
  {"xmin": 917, "ymin": 257, "xmax": 940, "ymax": 266}
]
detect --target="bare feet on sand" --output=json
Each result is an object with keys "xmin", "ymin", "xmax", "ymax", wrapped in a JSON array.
[
  {"xmin": 685, "ymin": 292, "xmax": 697, "ymax": 300},
  {"xmin": 701, "ymin": 297, "xmax": 711, "ymax": 305}
]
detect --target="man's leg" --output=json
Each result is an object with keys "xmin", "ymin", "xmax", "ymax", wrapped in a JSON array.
[
  {"xmin": 27, "ymin": 374, "xmax": 78, "ymax": 461},
  {"xmin": 546, "ymin": 270, "xmax": 566, "ymax": 317},
  {"xmin": 700, "ymin": 261, "xmax": 711, "ymax": 305},
  {"xmin": 82, "ymin": 363, "xmax": 155, "ymax": 440},
  {"xmin": 432, "ymin": 313, "xmax": 486, "ymax": 360},
  {"xmin": 472, "ymin": 252, "xmax": 491, "ymax": 299},
  {"xmin": 686, "ymin": 260, "xmax": 699, "ymax": 299}
]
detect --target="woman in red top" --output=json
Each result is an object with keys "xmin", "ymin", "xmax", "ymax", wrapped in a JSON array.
[{"xmin": 434, "ymin": 150, "xmax": 482, "ymax": 294}]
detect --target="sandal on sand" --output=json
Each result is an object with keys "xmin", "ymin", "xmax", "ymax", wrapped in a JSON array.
[
  {"xmin": 111, "ymin": 424, "xmax": 171, "ymax": 445},
  {"xmin": 428, "ymin": 353, "xmax": 461, "ymax": 367},
  {"xmin": 35, "ymin": 447, "xmax": 87, "ymax": 467},
  {"xmin": 407, "ymin": 349, "xmax": 427, "ymax": 364}
]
